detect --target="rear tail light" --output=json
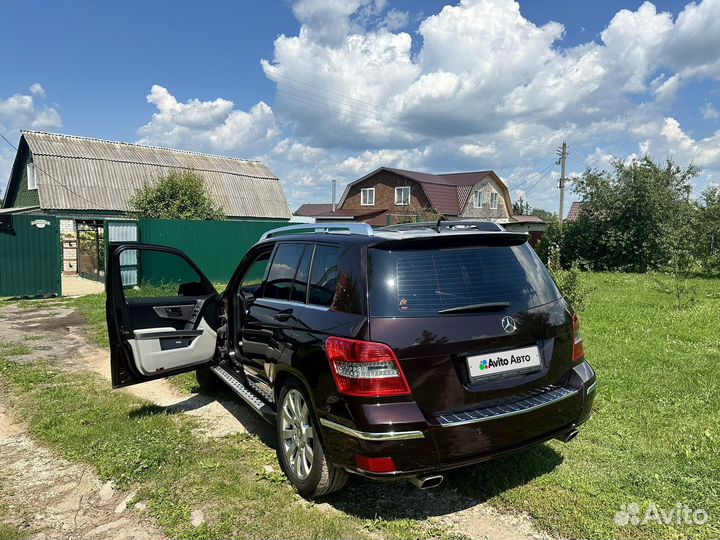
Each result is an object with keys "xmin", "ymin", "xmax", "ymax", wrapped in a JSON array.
[
  {"xmin": 355, "ymin": 454, "xmax": 396, "ymax": 473},
  {"xmin": 572, "ymin": 313, "xmax": 585, "ymax": 362},
  {"xmin": 325, "ymin": 337, "xmax": 411, "ymax": 397}
]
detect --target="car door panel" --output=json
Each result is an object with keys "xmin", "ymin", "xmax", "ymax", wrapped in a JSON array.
[
  {"xmin": 128, "ymin": 317, "xmax": 217, "ymax": 375},
  {"xmin": 107, "ymin": 243, "xmax": 219, "ymax": 388}
]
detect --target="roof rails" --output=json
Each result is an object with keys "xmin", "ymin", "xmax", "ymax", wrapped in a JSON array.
[
  {"xmin": 259, "ymin": 222, "xmax": 375, "ymax": 241},
  {"xmin": 379, "ymin": 220, "xmax": 505, "ymax": 233}
]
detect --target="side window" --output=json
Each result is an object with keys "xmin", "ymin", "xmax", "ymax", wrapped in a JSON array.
[
  {"xmin": 289, "ymin": 245, "xmax": 313, "ymax": 302},
  {"xmin": 490, "ymin": 192, "xmax": 498, "ymax": 209},
  {"xmin": 308, "ymin": 245, "xmax": 340, "ymax": 306},
  {"xmin": 263, "ymin": 243, "xmax": 305, "ymax": 301},
  {"xmin": 121, "ymin": 249, "xmax": 213, "ymax": 299},
  {"xmin": 239, "ymin": 251, "xmax": 271, "ymax": 297}
]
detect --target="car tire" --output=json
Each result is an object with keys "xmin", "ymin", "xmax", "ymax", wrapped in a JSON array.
[
  {"xmin": 195, "ymin": 366, "xmax": 222, "ymax": 392},
  {"xmin": 276, "ymin": 379, "xmax": 348, "ymax": 498}
]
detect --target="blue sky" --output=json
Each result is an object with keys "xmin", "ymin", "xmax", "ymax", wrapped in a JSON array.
[{"xmin": 2, "ymin": 0, "xmax": 719, "ymax": 215}]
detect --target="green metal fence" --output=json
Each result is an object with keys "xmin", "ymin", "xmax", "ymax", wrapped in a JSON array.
[
  {"xmin": 0, "ymin": 214, "xmax": 61, "ymax": 297},
  {"xmin": 136, "ymin": 219, "xmax": 286, "ymax": 284}
]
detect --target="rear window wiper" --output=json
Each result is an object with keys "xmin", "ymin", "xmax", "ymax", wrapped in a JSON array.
[{"xmin": 438, "ymin": 302, "xmax": 510, "ymax": 314}]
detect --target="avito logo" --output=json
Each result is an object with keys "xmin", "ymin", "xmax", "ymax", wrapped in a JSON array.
[{"xmin": 479, "ymin": 358, "xmax": 511, "ymax": 371}]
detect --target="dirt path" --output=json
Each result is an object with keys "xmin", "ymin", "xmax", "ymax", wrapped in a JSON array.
[
  {"xmin": 0, "ymin": 301, "xmax": 549, "ymax": 540},
  {"xmin": 0, "ymin": 398, "xmax": 164, "ymax": 539}
]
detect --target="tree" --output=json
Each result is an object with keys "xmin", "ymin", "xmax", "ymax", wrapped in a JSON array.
[
  {"xmin": 569, "ymin": 157, "xmax": 699, "ymax": 272},
  {"xmin": 696, "ymin": 185, "xmax": 720, "ymax": 274},
  {"xmin": 512, "ymin": 196, "xmax": 531, "ymax": 215},
  {"xmin": 128, "ymin": 170, "xmax": 225, "ymax": 220},
  {"xmin": 531, "ymin": 207, "xmax": 556, "ymax": 222}
]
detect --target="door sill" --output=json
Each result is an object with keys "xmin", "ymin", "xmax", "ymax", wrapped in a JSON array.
[{"xmin": 210, "ymin": 364, "xmax": 277, "ymax": 424}]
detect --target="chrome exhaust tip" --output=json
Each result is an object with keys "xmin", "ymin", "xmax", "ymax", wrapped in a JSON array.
[
  {"xmin": 557, "ymin": 429, "xmax": 580, "ymax": 443},
  {"xmin": 410, "ymin": 474, "xmax": 444, "ymax": 490}
]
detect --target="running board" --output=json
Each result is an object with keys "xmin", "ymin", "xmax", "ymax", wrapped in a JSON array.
[{"xmin": 210, "ymin": 365, "xmax": 276, "ymax": 424}]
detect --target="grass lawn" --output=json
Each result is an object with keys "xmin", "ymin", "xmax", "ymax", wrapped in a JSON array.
[
  {"xmin": 444, "ymin": 273, "xmax": 720, "ymax": 539},
  {"xmin": 1, "ymin": 272, "xmax": 718, "ymax": 539}
]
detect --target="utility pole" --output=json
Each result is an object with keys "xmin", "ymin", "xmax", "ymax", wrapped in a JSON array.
[
  {"xmin": 557, "ymin": 141, "xmax": 568, "ymax": 228},
  {"xmin": 331, "ymin": 179, "xmax": 337, "ymax": 213}
]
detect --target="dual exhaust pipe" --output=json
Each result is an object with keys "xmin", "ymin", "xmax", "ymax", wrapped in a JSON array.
[{"xmin": 409, "ymin": 428, "xmax": 579, "ymax": 490}]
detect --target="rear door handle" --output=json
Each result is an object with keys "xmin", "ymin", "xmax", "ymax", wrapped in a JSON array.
[
  {"xmin": 274, "ymin": 308, "xmax": 293, "ymax": 322},
  {"xmin": 165, "ymin": 307, "xmax": 183, "ymax": 317}
]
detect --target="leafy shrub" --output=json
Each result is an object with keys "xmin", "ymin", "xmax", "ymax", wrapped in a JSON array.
[
  {"xmin": 129, "ymin": 170, "xmax": 225, "ymax": 220},
  {"xmin": 547, "ymin": 245, "xmax": 591, "ymax": 312}
]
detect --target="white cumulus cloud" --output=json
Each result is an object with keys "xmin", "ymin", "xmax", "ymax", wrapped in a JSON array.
[
  {"xmin": 0, "ymin": 84, "xmax": 62, "ymax": 197},
  {"xmin": 136, "ymin": 85, "xmax": 279, "ymax": 155}
]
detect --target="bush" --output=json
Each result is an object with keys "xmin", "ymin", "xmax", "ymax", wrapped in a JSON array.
[
  {"xmin": 547, "ymin": 245, "xmax": 591, "ymax": 313},
  {"xmin": 129, "ymin": 170, "xmax": 225, "ymax": 220}
]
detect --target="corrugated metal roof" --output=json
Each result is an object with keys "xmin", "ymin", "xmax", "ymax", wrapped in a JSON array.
[{"xmin": 23, "ymin": 131, "xmax": 291, "ymax": 219}]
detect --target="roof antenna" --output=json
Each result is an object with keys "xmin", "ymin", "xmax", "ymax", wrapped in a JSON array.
[{"xmin": 434, "ymin": 218, "xmax": 442, "ymax": 233}]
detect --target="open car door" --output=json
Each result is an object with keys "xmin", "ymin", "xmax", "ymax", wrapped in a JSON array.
[{"xmin": 106, "ymin": 243, "xmax": 220, "ymax": 388}]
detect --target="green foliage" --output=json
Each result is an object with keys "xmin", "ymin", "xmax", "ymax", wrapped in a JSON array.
[
  {"xmin": 565, "ymin": 157, "xmax": 699, "ymax": 272},
  {"xmin": 530, "ymin": 207, "xmax": 556, "ymax": 222},
  {"xmin": 546, "ymin": 245, "xmax": 591, "ymax": 312},
  {"xmin": 512, "ymin": 196, "xmax": 531, "ymax": 215},
  {"xmin": 696, "ymin": 186, "xmax": 720, "ymax": 274},
  {"xmin": 534, "ymin": 215, "xmax": 562, "ymax": 264},
  {"xmin": 128, "ymin": 170, "xmax": 226, "ymax": 220}
]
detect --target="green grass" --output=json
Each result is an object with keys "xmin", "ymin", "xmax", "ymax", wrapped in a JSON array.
[
  {"xmin": 0, "ymin": 350, "xmax": 433, "ymax": 539},
  {"xmin": 0, "ymin": 340, "xmax": 32, "ymax": 356},
  {"xmin": 4, "ymin": 274, "xmax": 719, "ymax": 539},
  {"xmin": 443, "ymin": 273, "xmax": 720, "ymax": 539}
]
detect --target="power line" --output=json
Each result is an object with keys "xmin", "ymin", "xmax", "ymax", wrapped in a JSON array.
[
  {"xmin": 508, "ymin": 161, "xmax": 557, "ymax": 193},
  {"xmin": 523, "ymin": 165, "xmax": 557, "ymax": 195}
]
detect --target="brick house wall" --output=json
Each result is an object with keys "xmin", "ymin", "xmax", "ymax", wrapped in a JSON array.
[
  {"xmin": 459, "ymin": 177, "xmax": 510, "ymax": 220},
  {"xmin": 343, "ymin": 170, "xmax": 432, "ymax": 214}
]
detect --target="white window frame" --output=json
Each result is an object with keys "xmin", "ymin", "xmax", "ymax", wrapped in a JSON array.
[
  {"xmin": 490, "ymin": 191, "xmax": 498, "ymax": 209},
  {"xmin": 395, "ymin": 186, "xmax": 411, "ymax": 206},
  {"xmin": 473, "ymin": 190, "xmax": 483, "ymax": 208},
  {"xmin": 27, "ymin": 162, "xmax": 37, "ymax": 191},
  {"xmin": 360, "ymin": 187, "xmax": 375, "ymax": 206}
]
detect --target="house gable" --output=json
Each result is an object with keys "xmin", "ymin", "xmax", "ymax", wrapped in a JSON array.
[
  {"xmin": 2, "ymin": 139, "xmax": 40, "ymax": 209},
  {"xmin": 341, "ymin": 169, "xmax": 433, "ymax": 215},
  {"xmin": 459, "ymin": 172, "xmax": 512, "ymax": 220}
]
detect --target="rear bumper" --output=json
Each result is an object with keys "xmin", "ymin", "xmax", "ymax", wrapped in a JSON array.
[{"xmin": 320, "ymin": 362, "xmax": 597, "ymax": 479}]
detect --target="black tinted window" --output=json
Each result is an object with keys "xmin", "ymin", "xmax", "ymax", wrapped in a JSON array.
[
  {"xmin": 289, "ymin": 245, "xmax": 313, "ymax": 302},
  {"xmin": 263, "ymin": 243, "xmax": 305, "ymax": 301},
  {"xmin": 368, "ymin": 244, "xmax": 561, "ymax": 317},
  {"xmin": 308, "ymin": 245, "xmax": 340, "ymax": 306},
  {"xmin": 240, "ymin": 251, "xmax": 271, "ymax": 296}
]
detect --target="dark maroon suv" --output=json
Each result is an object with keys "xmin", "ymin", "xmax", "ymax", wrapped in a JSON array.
[{"xmin": 106, "ymin": 221, "xmax": 596, "ymax": 497}]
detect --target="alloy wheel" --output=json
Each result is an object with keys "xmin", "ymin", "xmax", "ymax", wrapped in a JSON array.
[{"xmin": 280, "ymin": 388, "xmax": 314, "ymax": 480}]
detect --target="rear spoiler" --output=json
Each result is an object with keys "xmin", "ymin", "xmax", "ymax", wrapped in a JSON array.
[{"xmin": 371, "ymin": 230, "xmax": 529, "ymax": 250}]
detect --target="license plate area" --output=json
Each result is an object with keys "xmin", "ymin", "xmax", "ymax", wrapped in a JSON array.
[{"xmin": 467, "ymin": 345, "xmax": 542, "ymax": 381}]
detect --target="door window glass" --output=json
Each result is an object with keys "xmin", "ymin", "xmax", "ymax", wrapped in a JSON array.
[
  {"xmin": 121, "ymin": 249, "xmax": 213, "ymax": 299},
  {"xmin": 240, "ymin": 251, "xmax": 271, "ymax": 296},
  {"xmin": 263, "ymin": 243, "xmax": 305, "ymax": 301},
  {"xmin": 308, "ymin": 245, "xmax": 340, "ymax": 306},
  {"xmin": 289, "ymin": 245, "xmax": 313, "ymax": 302}
]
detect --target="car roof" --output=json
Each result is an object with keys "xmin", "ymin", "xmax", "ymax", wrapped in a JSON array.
[{"xmin": 255, "ymin": 221, "xmax": 527, "ymax": 247}]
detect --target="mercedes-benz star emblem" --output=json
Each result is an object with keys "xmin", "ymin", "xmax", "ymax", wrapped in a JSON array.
[{"xmin": 501, "ymin": 315, "xmax": 517, "ymax": 334}]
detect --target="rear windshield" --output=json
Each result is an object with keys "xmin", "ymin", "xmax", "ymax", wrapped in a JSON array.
[{"xmin": 368, "ymin": 244, "xmax": 561, "ymax": 317}]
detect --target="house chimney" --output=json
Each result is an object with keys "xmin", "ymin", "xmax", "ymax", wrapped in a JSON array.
[{"xmin": 331, "ymin": 179, "xmax": 337, "ymax": 212}]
